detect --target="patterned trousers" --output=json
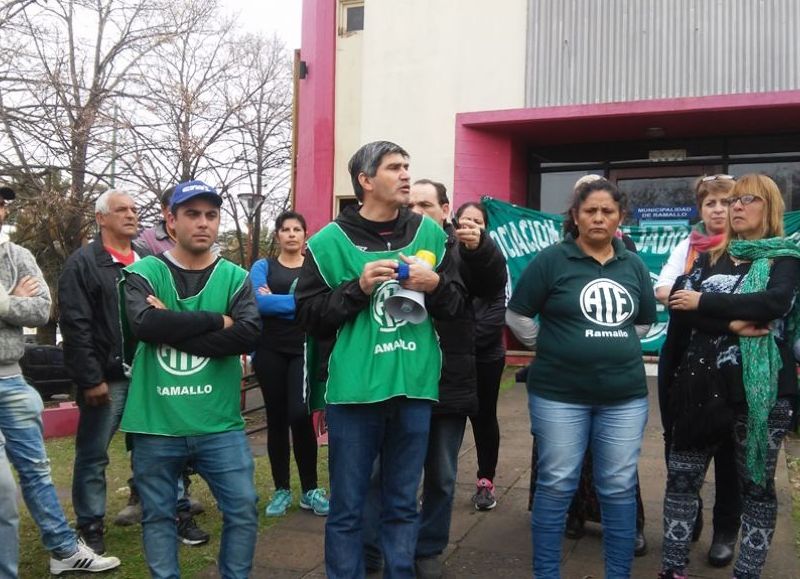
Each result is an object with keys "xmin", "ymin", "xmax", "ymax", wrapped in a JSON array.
[{"xmin": 661, "ymin": 398, "xmax": 792, "ymax": 579}]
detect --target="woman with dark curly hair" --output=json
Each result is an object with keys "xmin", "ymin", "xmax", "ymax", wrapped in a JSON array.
[{"xmin": 508, "ymin": 178, "xmax": 656, "ymax": 578}]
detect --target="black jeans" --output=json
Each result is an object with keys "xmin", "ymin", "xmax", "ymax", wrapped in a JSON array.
[
  {"xmin": 468, "ymin": 357, "xmax": 505, "ymax": 481},
  {"xmin": 255, "ymin": 348, "xmax": 318, "ymax": 492}
]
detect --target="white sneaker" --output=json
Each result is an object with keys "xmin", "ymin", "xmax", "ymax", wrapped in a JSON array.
[{"xmin": 49, "ymin": 541, "xmax": 121, "ymax": 575}]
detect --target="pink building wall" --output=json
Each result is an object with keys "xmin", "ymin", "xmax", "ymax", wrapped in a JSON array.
[{"xmin": 295, "ymin": 0, "xmax": 337, "ymax": 234}]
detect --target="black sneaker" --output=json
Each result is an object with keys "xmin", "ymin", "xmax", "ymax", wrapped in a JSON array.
[
  {"xmin": 177, "ymin": 514, "xmax": 210, "ymax": 546},
  {"xmin": 78, "ymin": 521, "xmax": 106, "ymax": 555}
]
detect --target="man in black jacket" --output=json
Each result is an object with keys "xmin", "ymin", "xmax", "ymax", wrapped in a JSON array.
[
  {"xmin": 58, "ymin": 189, "xmax": 208, "ymax": 554},
  {"xmin": 364, "ymin": 179, "xmax": 507, "ymax": 579},
  {"xmin": 296, "ymin": 142, "xmax": 467, "ymax": 579}
]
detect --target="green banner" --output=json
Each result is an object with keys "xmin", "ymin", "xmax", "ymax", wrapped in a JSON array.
[{"xmin": 484, "ymin": 197, "xmax": 800, "ymax": 353}]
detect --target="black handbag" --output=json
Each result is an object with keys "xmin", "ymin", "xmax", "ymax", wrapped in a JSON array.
[{"xmin": 669, "ymin": 346, "xmax": 734, "ymax": 450}]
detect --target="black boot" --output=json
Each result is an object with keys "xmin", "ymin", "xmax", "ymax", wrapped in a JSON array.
[
  {"xmin": 708, "ymin": 528, "xmax": 737, "ymax": 567},
  {"xmin": 691, "ymin": 507, "xmax": 703, "ymax": 542},
  {"xmin": 78, "ymin": 520, "xmax": 106, "ymax": 555},
  {"xmin": 564, "ymin": 513, "xmax": 585, "ymax": 539}
]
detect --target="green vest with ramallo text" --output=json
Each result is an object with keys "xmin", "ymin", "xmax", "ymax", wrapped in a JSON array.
[
  {"xmin": 120, "ymin": 256, "xmax": 247, "ymax": 436},
  {"xmin": 306, "ymin": 216, "xmax": 447, "ymax": 407}
]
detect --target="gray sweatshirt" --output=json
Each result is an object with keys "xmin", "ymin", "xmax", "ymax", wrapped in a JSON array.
[{"xmin": 0, "ymin": 233, "xmax": 51, "ymax": 376}]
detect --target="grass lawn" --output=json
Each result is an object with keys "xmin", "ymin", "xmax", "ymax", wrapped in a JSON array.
[{"xmin": 17, "ymin": 433, "xmax": 328, "ymax": 578}]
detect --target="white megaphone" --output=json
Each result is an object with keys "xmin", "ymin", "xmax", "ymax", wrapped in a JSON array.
[
  {"xmin": 385, "ymin": 250, "xmax": 437, "ymax": 324},
  {"xmin": 385, "ymin": 287, "xmax": 427, "ymax": 323}
]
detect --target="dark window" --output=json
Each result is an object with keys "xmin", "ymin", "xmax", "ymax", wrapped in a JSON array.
[
  {"xmin": 346, "ymin": 6, "xmax": 364, "ymax": 32},
  {"xmin": 528, "ymin": 134, "xmax": 800, "ymax": 217},
  {"xmin": 727, "ymin": 161, "xmax": 800, "ymax": 211},
  {"xmin": 539, "ymin": 171, "xmax": 596, "ymax": 215},
  {"xmin": 337, "ymin": 197, "xmax": 360, "ymax": 215}
]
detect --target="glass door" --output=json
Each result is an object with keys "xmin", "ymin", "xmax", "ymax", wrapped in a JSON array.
[{"xmin": 609, "ymin": 166, "xmax": 722, "ymax": 225}]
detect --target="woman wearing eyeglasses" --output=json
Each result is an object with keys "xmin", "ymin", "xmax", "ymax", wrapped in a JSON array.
[
  {"xmin": 655, "ymin": 174, "xmax": 741, "ymax": 567},
  {"xmin": 659, "ymin": 174, "xmax": 800, "ymax": 579}
]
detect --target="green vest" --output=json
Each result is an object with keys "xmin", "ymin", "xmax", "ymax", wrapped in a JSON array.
[
  {"xmin": 119, "ymin": 256, "xmax": 247, "ymax": 436},
  {"xmin": 306, "ymin": 217, "xmax": 447, "ymax": 407}
]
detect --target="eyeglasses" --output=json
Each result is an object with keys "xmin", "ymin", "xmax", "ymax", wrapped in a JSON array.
[
  {"xmin": 701, "ymin": 174, "xmax": 734, "ymax": 182},
  {"xmin": 721, "ymin": 194, "xmax": 763, "ymax": 207}
]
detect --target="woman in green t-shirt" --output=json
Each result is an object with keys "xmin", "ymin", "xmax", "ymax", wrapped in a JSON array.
[{"xmin": 507, "ymin": 178, "xmax": 656, "ymax": 578}]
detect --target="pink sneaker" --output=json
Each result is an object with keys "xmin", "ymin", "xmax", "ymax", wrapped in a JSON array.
[{"xmin": 472, "ymin": 478, "xmax": 497, "ymax": 511}]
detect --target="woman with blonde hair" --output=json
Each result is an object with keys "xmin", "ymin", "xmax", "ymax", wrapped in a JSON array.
[
  {"xmin": 656, "ymin": 174, "xmax": 740, "ymax": 567},
  {"xmin": 660, "ymin": 174, "xmax": 800, "ymax": 579}
]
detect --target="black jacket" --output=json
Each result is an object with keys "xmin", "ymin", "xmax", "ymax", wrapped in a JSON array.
[
  {"xmin": 433, "ymin": 225, "xmax": 507, "ymax": 415},
  {"xmin": 58, "ymin": 238, "xmax": 148, "ymax": 390},
  {"xmin": 659, "ymin": 252, "xmax": 800, "ymax": 434},
  {"xmin": 473, "ymin": 286, "xmax": 507, "ymax": 362},
  {"xmin": 295, "ymin": 207, "xmax": 468, "ymax": 393}
]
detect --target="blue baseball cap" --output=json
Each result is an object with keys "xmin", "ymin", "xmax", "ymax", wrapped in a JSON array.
[{"xmin": 170, "ymin": 180, "xmax": 222, "ymax": 211}]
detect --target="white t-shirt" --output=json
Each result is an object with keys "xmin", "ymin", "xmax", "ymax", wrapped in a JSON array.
[{"xmin": 655, "ymin": 236, "xmax": 691, "ymax": 290}]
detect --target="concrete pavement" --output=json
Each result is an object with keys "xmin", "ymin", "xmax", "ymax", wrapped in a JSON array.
[{"xmin": 208, "ymin": 371, "xmax": 800, "ymax": 578}]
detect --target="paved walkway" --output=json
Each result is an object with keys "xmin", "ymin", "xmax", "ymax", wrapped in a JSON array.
[{"xmin": 207, "ymin": 372, "xmax": 800, "ymax": 578}]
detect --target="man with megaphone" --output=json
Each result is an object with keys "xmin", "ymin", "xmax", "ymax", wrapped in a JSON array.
[
  {"xmin": 363, "ymin": 179, "xmax": 508, "ymax": 579},
  {"xmin": 296, "ymin": 141, "xmax": 468, "ymax": 579}
]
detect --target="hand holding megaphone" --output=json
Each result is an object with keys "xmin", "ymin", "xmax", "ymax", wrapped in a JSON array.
[
  {"xmin": 386, "ymin": 250, "xmax": 439, "ymax": 324},
  {"xmin": 396, "ymin": 251, "xmax": 439, "ymax": 293}
]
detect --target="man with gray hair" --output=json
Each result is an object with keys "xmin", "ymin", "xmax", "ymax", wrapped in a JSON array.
[
  {"xmin": 296, "ymin": 141, "xmax": 467, "ymax": 578},
  {"xmin": 58, "ymin": 189, "xmax": 143, "ymax": 556}
]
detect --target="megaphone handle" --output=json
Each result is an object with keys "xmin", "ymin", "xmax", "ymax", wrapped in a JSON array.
[{"xmin": 397, "ymin": 262, "xmax": 410, "ymax": 281}]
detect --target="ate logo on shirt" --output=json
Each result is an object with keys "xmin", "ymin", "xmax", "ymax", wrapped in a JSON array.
[
  {"xmin": 157, "ymin": 345, "xmax": 210, "ymax": 376},
  {"xmin": 579, "ymin": 278, "xmax": 634, "ymax": 327},
  {"xmin": 372, "ymin": 281, "xmax": 409, "ymax": 333}
]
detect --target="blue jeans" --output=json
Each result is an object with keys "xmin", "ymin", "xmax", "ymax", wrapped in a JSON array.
[
  {"xmin": 362, "ymin": 414, "xmax": 466, "ymax": 564},
  {"xmin": 326, "ymin": 398, "xmax": 432, "ymax": 579},
  {"xmin": 0, "ymin": 431, "xmax": 20, "ymax": 579},
  {"xmin": 416, "ymin": 414, "xmax": 466, "ymax": 558},
  {"xmin": 73, "ymin": 378, "xmax": 129, "ymax": 527},
  {"xmin": 132, "ymin": 430, "xmax": 258, "ymax": 579},
  {"xmin": 0, "ymin": 375, "xmax": 76, "ymax": 557},
  {"xmin": 529, "ymin": 392, "xmax": 648, "ymax": 579}
]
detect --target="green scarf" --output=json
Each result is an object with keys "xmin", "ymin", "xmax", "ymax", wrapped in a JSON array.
[{"xmin": 728, "ymin": 237, "xmax": 800, "ymax": 485}]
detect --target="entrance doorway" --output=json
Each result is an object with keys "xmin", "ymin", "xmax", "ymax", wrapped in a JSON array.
[{"xmin": 608, "ymin": 166, "xmax": 722, "ymax": 226}]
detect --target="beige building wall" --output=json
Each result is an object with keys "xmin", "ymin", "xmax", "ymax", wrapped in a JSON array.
[
  {"xmin": 333, "ymin": 1, "xmax": 364, "ymax": 206},
  {"xmin": 332, "ymin": 0, "xmax": 528, "ymax": 208}
]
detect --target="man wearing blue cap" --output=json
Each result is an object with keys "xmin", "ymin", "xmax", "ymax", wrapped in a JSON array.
[{"xmin": 120, "ymin": 180, "xmax": 261, "ymax": 578}]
